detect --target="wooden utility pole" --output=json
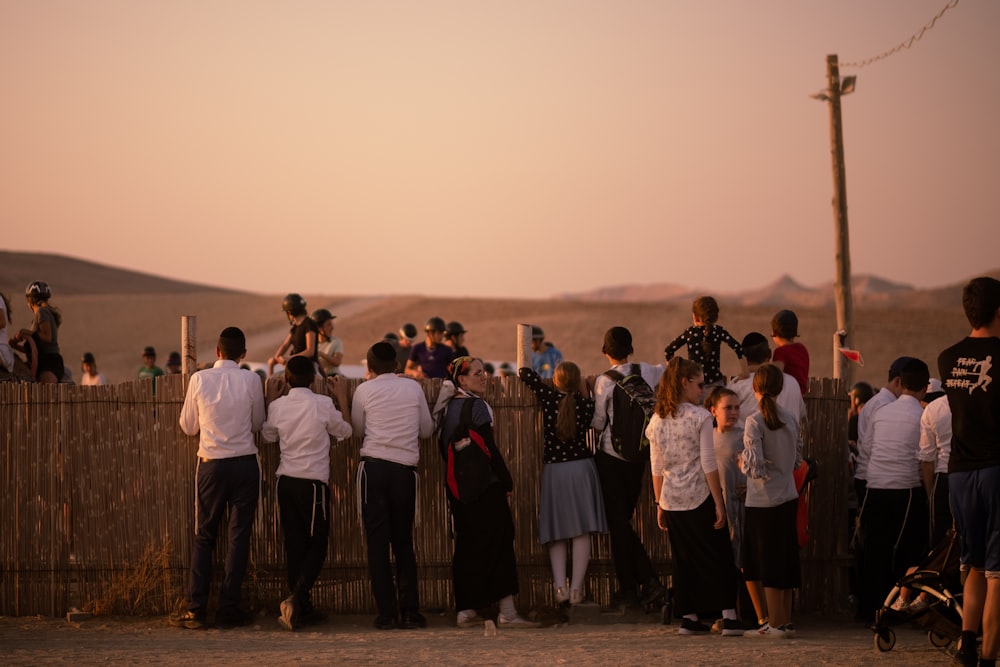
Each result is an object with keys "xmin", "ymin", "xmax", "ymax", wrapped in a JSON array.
[{"xmin": 824, "ymin": 54, "xmax": 854, "ymax": 384}]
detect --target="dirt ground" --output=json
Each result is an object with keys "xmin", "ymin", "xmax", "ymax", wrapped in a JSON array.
[{"xmin": 0, "ymin": 610, "xmax": 959, "ymax": 666}]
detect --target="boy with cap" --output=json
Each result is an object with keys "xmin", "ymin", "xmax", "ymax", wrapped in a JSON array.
[
  {"xmin": 771, "ymin": 310, "xmax": 809, "ymax": 395},
  {"xmin": 171, "ymin": 327, "xmax": 265, "ymax": 630},
  {"xmin": 353, "ymin": 341, "xmax": 433, "ymax": 629},
  {"xmin": 856, "ymin": 357, "xmax": 931, "ymax": 623},
  {"xmin": 937, "ymin": 277, "xmax": 1000, "ymax": 667},
  {"xmin": 396, "ymin": 323, "xmax": 418, "ymax": 372},
  {"xmin": 262, "ymin": 356, "xmax": 353, "ymax": 631},
  {"xmin": 530, "ymin": 326, "xmax": 563, "ymax": 379},
  {"xmin": 166, "ymin": 351, "xmax": 182, "ymax": 374},
  {"xmin": 729, "ymin": 332, "xmax": 805, "ymax": 422},
  {"xmin": 589, "ymin": 326, "xmax": 665, "ymax": 608},
  {"xmin": 138, "ymin": 346, "xmax": 165, "ymax": 381},
  {"xmin": 405, "ymin": 317, "xmax": 453, "ymax": 379}
]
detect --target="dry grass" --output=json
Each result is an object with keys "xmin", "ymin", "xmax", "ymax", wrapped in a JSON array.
[{"xmin": 83, "ymin": 540, "xmax": 175, "ymax": 616}]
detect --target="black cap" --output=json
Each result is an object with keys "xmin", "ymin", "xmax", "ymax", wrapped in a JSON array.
[
  {"xmin": 167, "ymin": 352, "xmax": 182, "ymax": 366},
  {"xmin": 143, "ymin": 346, "xmax": 156, "ymax": 357},
  {"xmin": 82, "ymin": 352, "xmax": 96, "ymax": 364}
]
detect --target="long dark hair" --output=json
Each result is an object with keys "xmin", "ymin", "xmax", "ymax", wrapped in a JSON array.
[
  {"xmin": 753, "ymin": 364, "xmax": 786, "ymax": 431},
  {"xmin": 552, "ymin": 361, "xmax": 581, "ymax": 441}
]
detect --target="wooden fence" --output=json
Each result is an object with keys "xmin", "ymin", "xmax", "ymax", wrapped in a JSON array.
[{"xmin": 0, "ymin": 373, "xmax": 850, "ymax": 618}]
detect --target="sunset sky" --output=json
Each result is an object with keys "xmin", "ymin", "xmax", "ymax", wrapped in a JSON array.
[{"xmin": 2, "ymin": 0, "xmax": 997, "ymax": 299}]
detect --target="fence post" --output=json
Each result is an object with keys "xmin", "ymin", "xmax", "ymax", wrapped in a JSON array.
[
  {"xmin": 516, "ymin": 324, "xmax": 532, "ymax": 370},
  {"xmin": 182, "ymin": 316, "xmax": 197, "ymax": 376}
]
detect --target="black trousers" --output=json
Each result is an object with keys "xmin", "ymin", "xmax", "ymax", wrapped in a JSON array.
[
  {"xmin": 188, "ymin": 455, "xmax": 259, "ymax": 613},
  {"xmin": 595, "ymin": 451, "xmax": 655, "ymax": 593},
  {"xmin": 858, "ymin": 486, "xmax": 929, "ymax": 619},
  {"xmin": 277, "ymin": 475, "xmax": 330, "ymax": 608},
  {"xmin": 359, "ymin": 458, "xmax": 419, "ymax": 618}
]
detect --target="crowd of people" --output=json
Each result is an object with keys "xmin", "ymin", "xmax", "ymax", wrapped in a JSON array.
[{"xmin": 7, "ymin": 277, "xmax": 1000, "ymax": 661}]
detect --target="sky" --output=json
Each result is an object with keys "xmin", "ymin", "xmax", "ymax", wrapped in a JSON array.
[{"xmin": 2, "ymin": 0, "xmax": 997, "ymax": 299}]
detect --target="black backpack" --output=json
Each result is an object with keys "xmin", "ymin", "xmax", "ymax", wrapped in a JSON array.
[{"xmin": 603, "ymin": 364, "xmax": 656, "ymax": 462}]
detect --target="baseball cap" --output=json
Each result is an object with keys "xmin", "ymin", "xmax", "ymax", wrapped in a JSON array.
[
  {"xmin": 167, "ymin": 352, "xmax": 182, "ymax": 366},
  {"xmin": 143, "ymin": 346, "xmax": 156, "ymax": 357}
]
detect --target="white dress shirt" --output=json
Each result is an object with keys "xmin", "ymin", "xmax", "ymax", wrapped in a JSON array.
[
  {"xmin": 918, "ymin": 396, "xmax": 952, "ymax": 475},
  {"xmin": 262, "ymin": 387, "xmax": 354, "ymax": 484},
  {"xmin": 179, "ymin": 359, "xmax": 265, "ymax": 459},
  {"xmin": 592, "ymin": 361, "xmax": 665, "ymax": 460},
  {"xmin": 730, "ymin": 370, "xmax": 805, "ymax": 424},
  {"xmin": 867, "ymin": 394, "xmax": 923, "ymax": 489},
  {"xmin": 855, "ymin": 387, "xmax": 897, "ymax": 482},
  {"xmin": 351, "ymin": 373, "xmax": 432, "ymax": 467}
]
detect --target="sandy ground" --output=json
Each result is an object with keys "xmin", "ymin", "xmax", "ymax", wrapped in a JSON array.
[{"xmin": 1, "ymin": 610, "xmax": 958, "ymax": 666}]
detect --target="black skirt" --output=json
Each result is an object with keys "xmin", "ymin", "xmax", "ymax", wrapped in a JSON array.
[
  {"xmin": 449, "ymin": 483, "xmax": 519, "ymax": 611},
  {"xmin": 664, "ymin": 494, "xmax": 738, "ymax": 616},
  {"xmin": 743, "ymin": 498, "xmax": 801, "ymax": 589}
]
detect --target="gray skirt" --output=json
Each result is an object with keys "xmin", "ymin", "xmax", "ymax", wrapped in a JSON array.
[{"xmin": 539, "ymin": 458, "xmax": 608, "ymax": 544}]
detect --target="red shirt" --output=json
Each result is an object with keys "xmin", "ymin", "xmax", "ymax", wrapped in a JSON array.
[{"xmin": 774, "ymin": 342, "xmax": 809, "ymax": 395}]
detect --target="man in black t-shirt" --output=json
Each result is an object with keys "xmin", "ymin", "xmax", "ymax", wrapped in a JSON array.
[{"xmin": 938, "ymin": 276, "xmax": 1000, "ymax": 667}]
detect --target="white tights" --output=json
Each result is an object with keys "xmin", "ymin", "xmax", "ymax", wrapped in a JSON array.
[{"xmin": 548, "ymin": 535, "xmax": 591, "ymax": 593}]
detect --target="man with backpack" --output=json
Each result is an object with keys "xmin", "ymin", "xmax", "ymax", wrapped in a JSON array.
[{"xmin": 590, "ymin": 326, "xmax": 666, "ymax": 609}]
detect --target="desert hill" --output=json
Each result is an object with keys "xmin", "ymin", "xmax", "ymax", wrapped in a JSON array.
[{"xmin": 1, "ymin": 251, "xmax": 992, "ymax": 388}]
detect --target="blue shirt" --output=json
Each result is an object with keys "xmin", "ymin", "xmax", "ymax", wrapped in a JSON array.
[{"xmin": 531, "ymin": 345, "xmax": 563, "ymax": 379}]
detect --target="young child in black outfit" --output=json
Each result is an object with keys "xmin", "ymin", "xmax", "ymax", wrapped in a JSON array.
[{"xmin": 664, "ymin": 296, "xmax": 744, "ymax": 388}]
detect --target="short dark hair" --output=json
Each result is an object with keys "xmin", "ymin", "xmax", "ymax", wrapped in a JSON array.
[
  {"xmin": 284, "ymin": 356, "xmax": 315, "ymax": 388},
  {"xmin": 218, "ymin": 327, "xmax": 246, "ymax": 360},
  {"xmin": 603, "ymin": 326, "xmax": 633, "ymax": 359},
  {"xmin": 898, "ymin": 357, "xmax": 930, "ymax": 392},
  {"xmin": 367, "ymin": 341, "xmax": 398, "ymax": 375},
  {"xmin": 963, "ymin": 277, "xmax": 1000, "ymax": 330},
  {"xmin": 740, "ymin": 332, "xmax": 771, "ymax": 364},
  {"xmin": 771, "ymin": 310, "xmax": 799, "ymax": 339}
]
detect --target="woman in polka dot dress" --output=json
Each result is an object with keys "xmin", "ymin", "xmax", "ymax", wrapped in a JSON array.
[
  {"xmin": 519, "ymin": 362, "xmax": 608, "ymax": 605},
  {"xmin": 664, "ymin": 296, "xmax": 745, "ymax": 389}
]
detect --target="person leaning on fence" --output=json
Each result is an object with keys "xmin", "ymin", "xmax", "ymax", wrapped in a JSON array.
[
  {"xmin": 351, "ymin": 341, "xmax": 433, "ymax": 630},
  {"xmin": 262, "ymin": 356, "xmax": 353, "ymax": 631},
  {"xmin": 517, "ymin": 361, "xmax": 607, "ymax": 606},
  {"xmin": 170, "ymin": 327, "xmax": 265, "ymax": 631},
  {"xmin": 440, "ymin": 356, "xmax": 539, "ymax": 628},
  {"xmin": 589, "ymin": 326, "xmax": 665, "ymax": 609}
]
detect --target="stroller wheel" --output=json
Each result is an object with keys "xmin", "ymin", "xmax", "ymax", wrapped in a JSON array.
[
  {"xmin": 874, "ymin": 628, "xmax": 896, "ymax": 652},
  {"xmin": 928, "ymin": 630, "xmax": 951, "ymax": 649}
]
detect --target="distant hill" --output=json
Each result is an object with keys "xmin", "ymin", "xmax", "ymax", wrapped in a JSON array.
[
  {"xmin": 556, "ymin": 271, "xmax": 1000, "ymax": 310},
  {"xmin": 0, "ymin": 251, "xmax": 242, "ymax": 295}
]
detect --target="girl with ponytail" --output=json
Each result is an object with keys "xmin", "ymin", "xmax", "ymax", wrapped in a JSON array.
[
  {"xmin": 518, "ymin": 361, "xmax": 607, "ymax": 606},
  {"xmin": 740, "ymin": 363, "xmax": 803, "ymax": 637},
  {"xmin": 663, "ymin": 296, "xmax": 745, "ymax": 389},
  {"xmin": 647, "ymin": 357, "xmax": 741, "ymax": 635}
]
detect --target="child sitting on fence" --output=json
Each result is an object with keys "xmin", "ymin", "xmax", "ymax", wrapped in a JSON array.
[
  {"xmin": 262, "ymin": 355, "xmax": 354, "ymax": 631},
  {"xmin": 664, "ymin": 296, "xmax": 744, "ymax": 389},
  {"xmin": 518, "ymin": 361, "xmax": 607, "ymax": 606}
]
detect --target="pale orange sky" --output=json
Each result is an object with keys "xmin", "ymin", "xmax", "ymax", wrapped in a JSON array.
[{"xmin": 2, "ymin": 1, "xmax": 997, "ymax": 298}]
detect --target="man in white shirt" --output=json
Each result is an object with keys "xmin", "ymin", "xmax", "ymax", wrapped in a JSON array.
[
  {"xmin": 855, "ymin": 356, "xmax": 914, "ymax": 498},
  {"xmin": 352, "ymin": 341, "xmax": 433, "ymax": 630},
  {"xmin": 263, "ymin": 356, "xmax": 354, "ymax": 631},
  {"xmin": 918, "ymin": 382, "xmax": 952, "ymax": 547},
  {"xmin": 856, "ymin": 357, "xmax": 930, "ymax": 623},
  {"xmin": 590, "ymin": 326, "xmax": 665, "ymax": 608},
  {"xmin": 171, "ymin": 327, "xmax": 265, "ymax": 630},
  {"xmin": 729, "ymin": 332, "xmax": 805, "ymax": 422}
]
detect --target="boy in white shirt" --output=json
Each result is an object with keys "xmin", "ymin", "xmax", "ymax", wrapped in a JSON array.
[{"xmin": 263, "ymin": 355, "xmax": 353, "ymax": 631}]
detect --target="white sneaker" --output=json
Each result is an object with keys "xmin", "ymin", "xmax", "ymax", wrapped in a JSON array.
[
  {"xmin": 497, "ymin": 614, "xmax": 541, "ymax": 628},
  {"xmin": 456, "ymin": 610, "xmax": 486, "ymax": 628},
  {"xmin": 744, "ymin": 622, "xmax": 786, "ymax": 638}
]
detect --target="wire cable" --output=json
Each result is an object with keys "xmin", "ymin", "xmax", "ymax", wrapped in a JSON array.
[{"xmin": 842, "ymin": 0, "xmax": 960, "ymax": 69}]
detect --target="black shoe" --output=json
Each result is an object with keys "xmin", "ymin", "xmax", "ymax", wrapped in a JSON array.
[
  {"xmin": 721, "ymin": 619, "xmax": 745, "ymax": 637},
  {"xmin": 373, "ymin": 614, "xmax": 397, "ymax": 630},
  {"xmin": 278, "ymin": 596, "xmax": 298, "ymax": 631},
  {"xmin": 215, "ymin": 608, "xmax": 254, "ymax": 629},
  {"xmin": 399, "ymin": 611, "xmax": 427, "ymax": 629},
  {"xmin": 168, "ymin": 610, "xmax": 207, "ymax": 630},
  {"xmin": 678, "ymin": 618, "xmax": 711, "ymax": 635},
  {"xmin": 639, "ymin": 577, "xmax": 666, "ymax": 606},
  {"xmin": 609, "ymin": 588, "xmax": 639, "ymax": 608}
]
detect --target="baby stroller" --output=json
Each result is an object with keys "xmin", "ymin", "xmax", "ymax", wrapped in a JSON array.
[{"xmin": 872, "ymin": 528, "xmax": 963, "ymax": 653}]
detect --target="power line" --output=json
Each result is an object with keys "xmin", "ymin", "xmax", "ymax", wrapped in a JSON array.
[{"xmin": 841, "ymin": 0, "xmax": 960, "ymax": 69}]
